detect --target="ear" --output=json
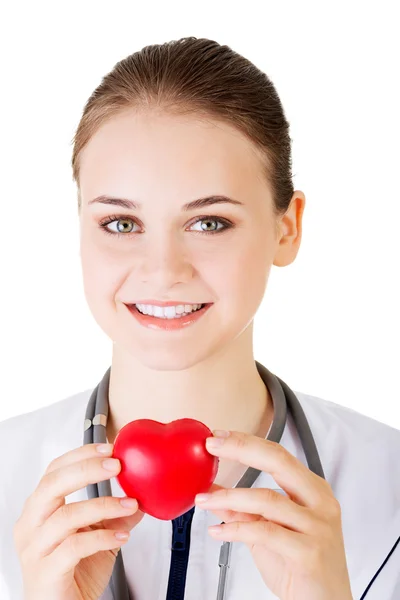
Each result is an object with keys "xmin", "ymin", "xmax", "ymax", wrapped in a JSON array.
[{"xmin": 273, "ymin": 191, "xmax": 306, "ymax": 267}]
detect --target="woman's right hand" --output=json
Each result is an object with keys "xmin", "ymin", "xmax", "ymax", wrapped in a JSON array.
[{"xmin": 13, "ymin": 442, "xmax": 144, "ymax": 600}]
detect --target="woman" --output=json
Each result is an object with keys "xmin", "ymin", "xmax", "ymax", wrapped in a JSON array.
[{"xmin": 0, "ymin": 37, "xmax": 399, "ymax": 600}]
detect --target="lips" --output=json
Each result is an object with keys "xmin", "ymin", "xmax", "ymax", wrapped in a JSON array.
[{"xmin": 126, "ymin": 302, "xmax": 212, "ymax": 331}]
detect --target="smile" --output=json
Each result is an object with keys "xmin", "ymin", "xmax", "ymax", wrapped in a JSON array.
[{"xmin": 126, "ymin": 303, "xmax": 212, "ymax": 331}]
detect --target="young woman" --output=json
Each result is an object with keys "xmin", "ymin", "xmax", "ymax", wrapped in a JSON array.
[{"xmin": 1, "ymin": 37, "xmax": 399, "ymax": 600}]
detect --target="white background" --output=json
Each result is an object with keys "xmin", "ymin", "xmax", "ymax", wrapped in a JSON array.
[{"xmin": 0, "ymin": 1, "xmax": 398, "ymax": 428}]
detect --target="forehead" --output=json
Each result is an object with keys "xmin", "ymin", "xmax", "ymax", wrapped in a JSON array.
[{"xmin": 78, "ymin": 110, "xmax": 268, "ymax": 201}]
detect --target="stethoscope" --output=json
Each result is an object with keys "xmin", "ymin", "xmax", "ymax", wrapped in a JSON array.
[{"xmin": 83, "ymin": 361, "xmax": 325, "ymax": 600}]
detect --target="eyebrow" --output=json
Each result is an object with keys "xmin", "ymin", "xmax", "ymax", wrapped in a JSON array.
[{"xmin": 87, "ymin": 194, "xmax": 245, "ymax": 212}]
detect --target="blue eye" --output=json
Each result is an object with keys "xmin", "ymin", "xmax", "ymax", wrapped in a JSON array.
[{"xmin": 98, "ymin": 215, "xmax": 234, "ymax": 238}]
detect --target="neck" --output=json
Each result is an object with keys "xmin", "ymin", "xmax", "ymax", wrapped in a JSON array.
[{"xmin": 106, "ymin": 327, "xmax": 274, "ymax": 487}]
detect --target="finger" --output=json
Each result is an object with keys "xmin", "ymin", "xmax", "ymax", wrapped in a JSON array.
[
  {"xmin": 78, "ymin": 522, "xmax": 138, "ymax": 557},
  {"xmin": 31, "ymin": 496, "xmax": 139, "ymax": 557},
  {"xmin": 205, "ymin": 431, "xmax": 331, "ymax": 509},
  {"xmin": 44, "ymin": 443, "xmax": 114, "ymax": 475},
  {"xmin": 205, "ymin": 483, "xmax": 224, "ymax": 494},
  {"xmin": 97, "ymin": 507, "xmax": 145, "ymax": 533},
  {"xmin": 198, "ymin": 483, "xmax": 258, "ymax": 525},
  {"xmin": 24, "ymin": 454, "xmax": 122, "ymax": 530},
  {"xmin": 84, "ymin": 502, "xmax": 145, "ymax": 534},
  {"xmin": 41, "ymin": 527, "xmax": 131, "ymax": 578},
  {"xmin": 195, "ymin": 487, "xmax": 317, "ymax": 534},
  {"xmin": 14, "ymin": 444, "xmax": 116, "ymax": 552},
  {"xmin": 198, "ymin": 483, "xmax": 278, "ymax": 526},
  {"xmin": 205, "ymin": 506, "xmax": 262, "ymax": 526},
  {"xmin": 207, "ymin": 518, "xmax": 307, "ymax": 562}
]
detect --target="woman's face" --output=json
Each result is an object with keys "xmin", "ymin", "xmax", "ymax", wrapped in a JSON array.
[{"xmin": 78, "ymin": 110, "xmax": 303, "ymax": 369}]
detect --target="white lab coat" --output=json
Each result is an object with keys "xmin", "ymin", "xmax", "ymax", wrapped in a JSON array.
[{"xmin": 0, "ymin": 385, "xmax": 399, "ymax": 599}]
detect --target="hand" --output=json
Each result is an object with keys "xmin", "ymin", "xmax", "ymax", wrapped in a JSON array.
[
  {"xmin": 195, "ymin": 430, "xmax": 353, "ymax": 600},
  {"xmin": 13, "ymin": 443, "xmax": 144, "ymax": 600}
]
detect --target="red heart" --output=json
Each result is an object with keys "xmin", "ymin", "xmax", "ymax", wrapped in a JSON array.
[{"xmin": 113, "ymin": 418, "xmax": 219, "ymax": 520}]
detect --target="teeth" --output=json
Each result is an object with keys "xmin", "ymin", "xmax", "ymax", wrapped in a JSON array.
[{"xmin": 135, "ymin": 303, "xmax": 204, "ymax": 319}]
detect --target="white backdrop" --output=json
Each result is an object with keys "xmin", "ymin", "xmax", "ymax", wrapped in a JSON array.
[{"xmin": 0, "ymin": 1, "xmax": 398, "ymax": 428}]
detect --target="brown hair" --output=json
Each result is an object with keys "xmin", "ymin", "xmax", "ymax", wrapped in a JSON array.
[{"xmin": 71, "ymin": 36, "xmax": 294, "ymax": 217}]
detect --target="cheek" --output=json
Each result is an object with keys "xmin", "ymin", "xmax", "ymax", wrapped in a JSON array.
[
  {"xmin": 215, "ymin": 238, "xmax": 271, "ymax": 299},
  {"xmin": 204, "ymin": 238, "xmax": 271, "ymax": 332},
  {"xmin": 79, "ymin": 239, "xmax": 125, "ymax": 313}
]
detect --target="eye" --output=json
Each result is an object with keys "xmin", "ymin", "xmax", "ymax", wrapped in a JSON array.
[
  {"xmin": 98, "ymin": 214, "xmax": 234, "ymax": 237},
  {"xmin": 99, "ymin": 216, "xmax": 138, "ymax": 236},
  {"xmin": 106, "ymin": 217, "xmax": 137, "ymax": 234},
  {"xmin": 188, "ymin": 217, "xmax": 226, "ymax": 233}
]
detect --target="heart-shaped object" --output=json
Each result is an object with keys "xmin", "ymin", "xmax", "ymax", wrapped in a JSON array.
[{"xmin": 113, "ymin": 418, "xmax": 219, "ymax": 520}]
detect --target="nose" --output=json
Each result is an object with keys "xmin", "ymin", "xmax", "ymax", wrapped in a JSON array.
[{"xmin": 136, "ymin": 233, "xmax": 194, "ymax": 287}]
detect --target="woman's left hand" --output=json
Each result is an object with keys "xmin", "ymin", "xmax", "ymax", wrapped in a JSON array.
[{"xmin": 195, "ymin": 430, "xmax": 353, "ymax": 600}]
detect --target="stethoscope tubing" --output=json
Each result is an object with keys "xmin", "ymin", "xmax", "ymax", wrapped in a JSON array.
[{"xmin": 83, "ymin": 362, "xmax": 325, "ymax": 600}]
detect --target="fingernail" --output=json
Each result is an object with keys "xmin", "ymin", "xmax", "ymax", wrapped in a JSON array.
[
  {"xmin": 206, "ymin": 430, "xmax": 230, "ymax": 448},
  {"xmin": 195, "ymin": 493, "xmax": 211, "ymax": 503},
  {"xmin": 102, "ymin": 458, "xmax": 120, "ymax": 471},
  {"xmin": 213, "ymin": 430, "xmax": 231, "ymax": 437},
  {"xmin": 120, "ymin": 497, "xmax": 138, "ymax": 508},
  {"xmin": 115, "ymin": 531, "xmax": 130, "ymax": 540},
  {"xmin": 97, "ymin": 443, "xmax": 114, "ymax": 454},
  {"xmin": 209, "ymin": 525, "xmax": 223, "ymax": 534},
  {"xmin": 206, "ymin": 436, "xmax": 225, "ymax": 448}
]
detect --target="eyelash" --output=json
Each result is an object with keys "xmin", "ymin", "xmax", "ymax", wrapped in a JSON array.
[{"xmin": 98, "ymin": 214, "xmax": 234, "ymax": 238}]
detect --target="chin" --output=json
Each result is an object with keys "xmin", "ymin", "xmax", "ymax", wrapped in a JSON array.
[
  {"xmin": 121, "ymin": 341, "xmax": 210, "ymax": 371},
  {"xmin": 112, "ymin": 329, "xmax": 233, "ymax": 373}
]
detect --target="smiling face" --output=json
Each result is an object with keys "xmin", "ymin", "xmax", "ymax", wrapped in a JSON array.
[{"xmin": 78, "ymin": 109, "xmax": 303, "ymax": 370}]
